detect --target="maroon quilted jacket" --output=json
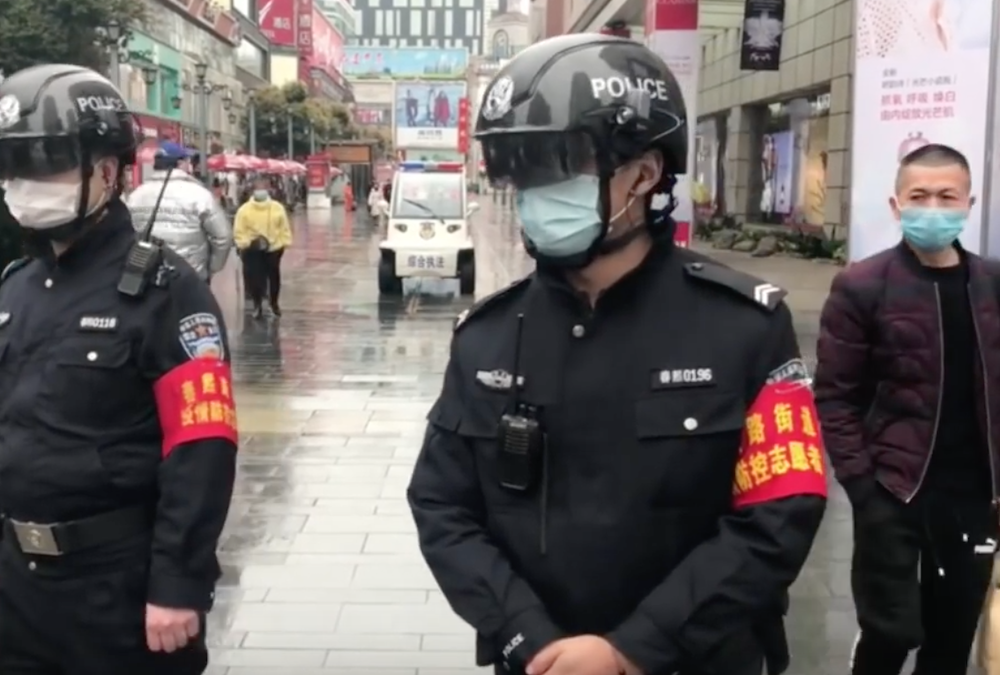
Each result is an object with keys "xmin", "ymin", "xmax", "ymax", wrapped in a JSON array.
[{"xmin": 814, "ymin": 242, "xmax": 1000, "ymax": 502}]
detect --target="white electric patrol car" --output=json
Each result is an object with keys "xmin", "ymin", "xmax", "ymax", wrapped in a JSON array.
[{"xmin": 377, "ymin": 161, "xmax": 479, "ymax": 296}]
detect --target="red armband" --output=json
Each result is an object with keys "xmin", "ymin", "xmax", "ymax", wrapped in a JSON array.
[
  {"xmin": 153, "ymin": 358, "xmax": 238, "ymax": 458},
  {"xmin": 732, "ymin": 380, "xmax": 828, "ymax": 508}
]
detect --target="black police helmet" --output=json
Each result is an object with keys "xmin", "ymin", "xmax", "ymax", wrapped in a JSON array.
[
  {"xmin": 0, "ymin": 65, "xmax": 137, "ymax": 226},
  {"xmin": 476, "ymin": 34, "xmax": 688, "ymax": 189}
]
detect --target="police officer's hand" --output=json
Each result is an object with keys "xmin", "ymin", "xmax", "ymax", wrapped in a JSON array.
[
  {"xmin": 526, "ymin": 635, "xmax": 641, "ymax": 675},
  {"xmin": 145, "ymin": 604, "xmax": 200, "ymax": 653}
]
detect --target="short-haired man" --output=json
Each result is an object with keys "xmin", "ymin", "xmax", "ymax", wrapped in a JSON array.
[{"xmin": 815, "ymin": 143, "xmax": 1000, "ymax": 675}]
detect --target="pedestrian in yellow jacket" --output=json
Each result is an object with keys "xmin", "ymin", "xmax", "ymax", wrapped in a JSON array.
[{"xmin": 234, "ymin": 176, "xmax": 293, "ymax": 319}]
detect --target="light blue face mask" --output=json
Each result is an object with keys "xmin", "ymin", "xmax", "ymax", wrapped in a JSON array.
[
  {"xmin": 899, "ymin": 207, "xmax": 967, "ymax": 252},
  {"xmin": 515, "ymin": 175, "xmax": 608, "ymax": 257},
  {"xmin": 252, "ymin": 190, "xmax": 269, "ymax": 202}
]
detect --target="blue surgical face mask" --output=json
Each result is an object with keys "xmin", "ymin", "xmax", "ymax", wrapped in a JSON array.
[
  {"xmin": 252, "ymin": 190, "xmax": 269, "ymax": 202},
  {"xmin": 515, "ymin": 175, "xmax": 609, "ymax": 257},
  {"xmin": 899, "ymin": 207, "xmax": 967, "ymax": 252}
]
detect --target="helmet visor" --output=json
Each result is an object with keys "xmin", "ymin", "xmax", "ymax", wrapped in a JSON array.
[
  {"xmin": 481, "ymin": 131, "xmax": 599, "ymax": 190},
  {"xmin": 0, "ymin": 135, "xmax": 82, "ymax": 180}
]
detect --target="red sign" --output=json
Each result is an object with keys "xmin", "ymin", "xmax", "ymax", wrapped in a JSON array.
[
  {"xmin": 135, "ymin": 114, "xmax": 181, "ymax": 142},
  {"xmin": 457, "ymin": 98, "xmax": 470, "ymax": 155},
  {"xmin": 301, "ymin": 6, "xmax": 344, "ymax": 85},
  {"xmin": 645, "ymin": 0, "xmax": 698, "ymax": 34},
  {"xmin": 305, "ymin": 157, "xmax": 331, "ymax": 190},
  {"xmin": 258, "ymin": 0, "xmax": 296, "ymax": 47},
  {"xmin": 166, "ymin": 0, "xmax": 240, "ymax": 44}
]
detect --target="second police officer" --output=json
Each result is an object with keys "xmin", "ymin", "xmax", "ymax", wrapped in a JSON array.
[
  {"xmin": 0, "ymin": 65, "xmax": 237, "ymax": 674},
  {"xmin": 408, "ymin": 35, "xmax": 827, "ymax": 675}
]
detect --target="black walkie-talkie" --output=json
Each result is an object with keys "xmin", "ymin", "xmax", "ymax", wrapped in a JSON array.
[
  {"xmin": 118, "ymin": 167, "xmax": 173, "ymax": 297},
  {"xmin": 497, "ymin": 313, "xmax": 545, "ymax": 492}
]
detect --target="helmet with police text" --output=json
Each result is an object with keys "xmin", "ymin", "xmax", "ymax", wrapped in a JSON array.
[
  {"xmin": 475, "ymin": 34, "xmax": 688, "ymax": 188},
  {"xmin": 0, "ymin": 65, "xmax": 138, "ymax": 235}
]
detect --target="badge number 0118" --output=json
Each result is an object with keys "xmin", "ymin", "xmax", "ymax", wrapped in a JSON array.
[{"xmin": 732, "ymin": 381, "xmax": 828, "ymax": 507}]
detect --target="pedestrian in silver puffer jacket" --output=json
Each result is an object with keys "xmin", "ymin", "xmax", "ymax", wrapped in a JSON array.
[{"xmin": 126, "ymin": 142, "xmax": 232, "ymax": 280}]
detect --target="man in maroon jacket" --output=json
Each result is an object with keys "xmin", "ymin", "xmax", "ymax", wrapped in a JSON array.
[{"xmin": 814, "ymin": 143, "xmax": 1000, "ymax": 675}]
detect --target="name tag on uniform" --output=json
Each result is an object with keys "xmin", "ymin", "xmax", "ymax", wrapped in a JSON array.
[
  {"xmin": 651, "ymin": 367, "xmax": 714, "ymax": 390},
  {"xmin": 79, "ymin": 315, "xmax": 118, "ymax": 332}
]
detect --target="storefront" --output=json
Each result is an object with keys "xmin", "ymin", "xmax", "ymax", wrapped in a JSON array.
[
  {"xmin": 132, "ymin": 113, "xmax": 183, "ymax": 187},
  {"xmin": 749, "ymin": 92, "xmax": 831, "ymax": 226},
  {"xmin": 694, "ymin": 117, "xmax": 725, "ymax": 217}
]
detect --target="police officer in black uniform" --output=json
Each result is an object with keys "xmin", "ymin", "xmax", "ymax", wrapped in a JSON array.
[
  {"xmin": 0, "ymin": 65, "xmax": 237, "ymax": 674},
  {"xmin": 408, "ymin": 35, "xmax": 828, "ymax": 675}
]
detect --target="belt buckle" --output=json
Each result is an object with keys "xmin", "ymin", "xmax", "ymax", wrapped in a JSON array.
[{"xmin": 11, "ymin": 521, "xmax": 62, "ymax": 556}]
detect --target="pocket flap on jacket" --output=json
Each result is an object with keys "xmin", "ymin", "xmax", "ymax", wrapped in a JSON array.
[
  {"xmin": 427, "ymin": 394, "xmax": 508, "ymax": 439},
  {"xmin": 55, "ymin": 338, "xmax": 131, "ymax": 369},
  {"xmin": 636, "ymin": 391, "xmax": 745, "ymax": 439}
]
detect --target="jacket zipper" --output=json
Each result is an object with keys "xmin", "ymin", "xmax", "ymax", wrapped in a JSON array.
[
  {"xmin": 907, "ymin": 284, "xmax": 945, "ymax": 503},
  {"xmin": 969, "ymin": 283, "xmax": 999, "ymax": 504}
]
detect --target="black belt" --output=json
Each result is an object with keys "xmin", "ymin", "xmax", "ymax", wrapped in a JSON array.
[{"xmin": 4, "ymin": 505, "xmax": 151, "ymax": 557}]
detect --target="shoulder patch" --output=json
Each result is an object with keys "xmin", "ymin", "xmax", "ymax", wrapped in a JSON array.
[
  {"xmin": 684, "ymin": 261, "xmax": 787, "ymax": 311},
  {"xmin": 1, "ymin": 257, "xmax": 29, "ymax": 284},
  {"xmin": 454, "ymin": 277, "xmax": 531, "ymax": 332}
]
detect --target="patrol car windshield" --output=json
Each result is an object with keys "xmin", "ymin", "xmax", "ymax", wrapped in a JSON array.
[{"xmin": 391, "ymin": 173, "xmax": 464, "ymax": 220}]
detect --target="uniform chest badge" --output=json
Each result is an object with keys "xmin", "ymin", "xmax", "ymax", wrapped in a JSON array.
[
  {"xmin": 475, "ymin": 369, "xmax": 524, "ymax": 392},
  {"xmin": 0, "ymin": 312, "xmax": 10, "ymax": 328},
  {"xmin": 651, "ymin": 367, "xmax": 714, "ymax": 390},
  {"xmin": 178, "ymin": 312, "xmax": 225, "ymax": 360},
  {"xmin": 79, "ymin": 315, "xmax": 118, "ymax": 332}
]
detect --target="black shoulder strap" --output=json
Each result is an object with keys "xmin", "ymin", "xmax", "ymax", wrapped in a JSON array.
[
  {"xmin": 0, "ymin": 257, "xmax": 29, "ymax": 285},
  {"xmin": 454, "ymin": 276, "xmax": 532, "ymax": 331},
  {"xmin": 683, "ymin": 261, "xmax": 786, "ymax": 312}
]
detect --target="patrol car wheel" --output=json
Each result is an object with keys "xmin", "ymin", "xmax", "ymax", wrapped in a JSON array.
[
  {"xmin": 378, "ymin": 254, "xmax": 403, "ymax": 295},
  {"xmin": 458, "ymin": 253, "xmax": 476, "ymax": 296}
]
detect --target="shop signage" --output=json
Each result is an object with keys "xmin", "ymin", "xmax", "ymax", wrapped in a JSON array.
[
  {"xmin": 848, "ymin": 0, "xmax": 996, "ymax": 259},
  {"xmin": 164, "ymin": 0, "xmax": 241, "ymax": 45},
  {"xmin": 739, "ymin": 0, "xmax": 785, "ymax": 71}
]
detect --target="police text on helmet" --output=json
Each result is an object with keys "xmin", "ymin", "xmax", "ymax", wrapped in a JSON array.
[
  {"xmin": 590, "ymin": 77, "xmax": 670, "ymax": 101},
  {"xmin": 76, "ymin": 96, "xmax": 125, "ymax": 113}
]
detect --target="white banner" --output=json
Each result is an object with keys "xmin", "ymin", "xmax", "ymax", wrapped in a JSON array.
[
  {"xmin": 848, "ymin": 0, "xmax": 995, "ymax": 261},
  {"xmin": 393, "ymin": 81, "xmax": 465, "ymax": 150}
]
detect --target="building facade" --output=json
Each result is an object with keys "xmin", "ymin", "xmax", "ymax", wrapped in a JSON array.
[
  {"xmin": 351, "ymin": 0, "xmax": 487, "ymax": 54},
  {"xmin": 317, "ymin": 0, "xmax": 359, "ymax": 40}
]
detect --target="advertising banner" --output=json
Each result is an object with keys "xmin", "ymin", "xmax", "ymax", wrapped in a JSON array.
[
  {"xmin": 645, "ymin": 0, "xmax": 699, "ymax": 248},
  {"xmin": 739, "ymin": 0, "xmax": 785, "ymax": 71},
  {"xmin": 304, "ymin": 7, "xmax": 344, "ymax": 83},
  {"xmin": 394, "ymin": 82, "xmax": 467, "ymax": 149},
  {"xmin": 759, "ymin": 130, "xmax": 794, "ymax": 216},
  {"xmin": 343, "ymin": 48, "xmax": 469, "ymax": 80},
  {"xmin": 457, "ymin": 98, "xmax": 470, "ymax": 155},
  {"xmin": 848, "ymin": 0, "xmax": 995, "ymax": 261},
  {"xmin": 257, "ymin": 0, "xmax": 296, "ymax": 47},
  {"xmin": 355, "ymin": 105, "xmax": 393, "ymax": 128}
]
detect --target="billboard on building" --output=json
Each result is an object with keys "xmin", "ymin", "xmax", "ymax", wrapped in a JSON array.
[
  {"xmin": 343, "ymin": 48, "xmax": 468, "ymax": 80},
  {"xmin": 305, "ymin": 6, "xmax": 344, "ymax": 82},
  {"xmin": 394, "ymin": 82, "xmax": 466, "ymax": 148},
  {"xmin": 258, "ymin": 0, "xmax": 296, "ymax": 46},
  {"xmin": 356, "ymin": 104, "xmax": 393, "ymax": 129}
]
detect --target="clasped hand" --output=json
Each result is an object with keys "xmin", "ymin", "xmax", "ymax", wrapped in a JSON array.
[
  {"xmin": 145, "ymin": 604, "xmax": 199, "ymax": 653},
  {"xmin": 526, "ymin": 635, "xmax": 641, "ymax": 675}
]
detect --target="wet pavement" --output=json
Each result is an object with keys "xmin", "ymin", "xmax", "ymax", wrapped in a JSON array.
[{"xmin": 206, "ymin": 197, "xmax": 859, "ymax": 675}]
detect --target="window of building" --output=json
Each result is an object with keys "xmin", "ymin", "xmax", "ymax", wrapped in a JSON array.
[
  {"xmin": 232, "ymin": 0, "xmax": 251, "ymax": 17},
  {"xmin": 235, "ymin": 38, "xmax": 266, "ymax": 78},
  {"xmin": 459, "ymin": 0, "xmax": 473, "ymax": 7},
  {"xmin": 375, "ymin": 9, "xmax": 384, "ymax": 34},
  {"xmin": 410, "ymin": 9, "xmax": 423, "ymax": 35},
  {"xmin": 430, "ymin": 37, "xmax": 439, "ymax": 46},
  {"xmin": 159, "ymin": 68, "xmax": 180, "ymax": 116},
  {"xmin": 474, "ymin": 9, "xmax": 482, "ymax": 34},
  {"xmin": 444, "ymin": 9, "xmax": 453, "ymax": 34}
]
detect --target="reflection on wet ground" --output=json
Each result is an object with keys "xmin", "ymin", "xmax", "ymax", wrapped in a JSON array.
[{"xmin": 208, "ymin": 201, "xmax": 864, "ymax": 674}]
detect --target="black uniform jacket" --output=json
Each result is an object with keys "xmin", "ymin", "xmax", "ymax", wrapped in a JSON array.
[
  {"xmin": 0, "ymin": 200, "xmax": 237, "ymax": 611},
  {"xmin": 408, "ymin": 238, "xmax": 827, "ymax": 675}
]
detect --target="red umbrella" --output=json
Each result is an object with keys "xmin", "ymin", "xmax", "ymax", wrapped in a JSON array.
[
  {"xmin": 244, "ymin": 156, "xmax": 266, "ymax": 171},
  {"xmin": 263, "ymin": 158, "xmax": 285, "ymax": 174},
  {"xmin": 206, "ymin": 154, "xmax": 250, "ymax": 171}
]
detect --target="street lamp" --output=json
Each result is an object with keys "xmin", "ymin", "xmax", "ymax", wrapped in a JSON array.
[
  {"xmin": 228, "ymin": 113, "xmax": 237, "ymax": 125},
  {"xmin": 105, "ymin": 20, "xmax": 123, "ymax": 88},
  {"xmin": 141, "ymin": 66, "xmax": 158, "ymax": 86},
  {"xmin": 186, "ymin": 61, "xmax": 227, "ymax": 181},
  {"xmin": 246, "ymin": 89, "xmax": 257, "ymax": 156},
  {"xmin": 171, "ymin": 95, "xmax": 182, "ymax": 110}
]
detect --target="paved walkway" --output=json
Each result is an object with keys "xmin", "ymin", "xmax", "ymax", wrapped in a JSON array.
[{"xmin": 206, "ymin": 201, "xmax": 858, "ymax": 675}]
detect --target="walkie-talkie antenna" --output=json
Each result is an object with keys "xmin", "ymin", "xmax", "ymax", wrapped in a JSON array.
[
  {"xmin": 511, "ymin": 313, "xmax": 525, "ymax": 410},
  {"xmin": 140, "ymin": 167, "xmax": 174, "ymax": 240}
]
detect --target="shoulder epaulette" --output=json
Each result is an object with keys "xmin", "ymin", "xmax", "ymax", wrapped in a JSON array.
[
  {"xmin": 454, "ymin": 276, "xmax": 532, "ymax": 331},
  {"xmin": 683, "ymin": 260, "xmax": 786, "ymax": 311},
  {"xmin": 1, "ymin": 257, "xmax": 30, "ymax": 284}
]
